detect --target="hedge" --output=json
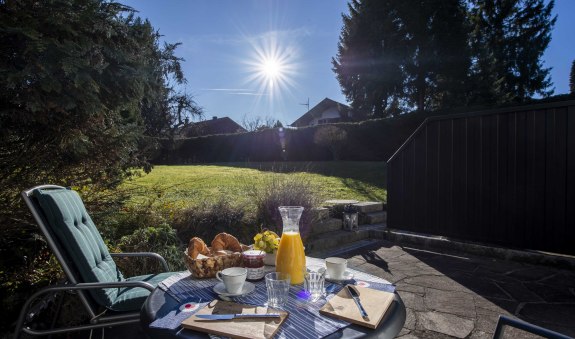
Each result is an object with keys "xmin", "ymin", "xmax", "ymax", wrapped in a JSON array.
[{"xmin": 152, "ymin": 94, "xmax": 575, "ymax": 164}]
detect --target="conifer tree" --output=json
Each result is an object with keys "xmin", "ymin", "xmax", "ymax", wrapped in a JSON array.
[
  {"xmin": 332, "ymin": 0, "xmax": 409, "ymax": 118},
  {"xmin": 469, "ymin": 0, "xmax": 556, "ymax": 104},
  {"xmin": 332, "ymin": 0, "xmax": 470, "ymax": 115},
  {"xmin": 402, "ymin": 0, "xmax": 471, "ymax": 112}
]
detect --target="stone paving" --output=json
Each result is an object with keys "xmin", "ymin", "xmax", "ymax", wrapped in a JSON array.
[{"xmin": 343, "ymin": 240, "xmax": 575, "ymax": 338}]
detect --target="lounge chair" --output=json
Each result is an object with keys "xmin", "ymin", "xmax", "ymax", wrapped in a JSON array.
[{"xmin": 14, "ymin": 185, "xmax": 177, "ymax": 338}]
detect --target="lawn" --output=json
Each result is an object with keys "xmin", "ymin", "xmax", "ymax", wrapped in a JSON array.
[{"xmin": 122, "ymin": 161, "xmax": 387, "ymax": 209}]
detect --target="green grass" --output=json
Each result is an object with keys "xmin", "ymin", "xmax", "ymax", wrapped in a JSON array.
[{"xmin": 122, "ymin": 161, "xmax": 387, "ymax": 209}]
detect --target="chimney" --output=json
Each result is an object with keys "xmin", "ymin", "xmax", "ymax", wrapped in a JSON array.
[{"xmin": 212, "ymin": 116, "xmax": 217, "ymax": 120}]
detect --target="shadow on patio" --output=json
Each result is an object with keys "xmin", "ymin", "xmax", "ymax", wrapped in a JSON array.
[{"xmin": 342, "ymin": 240, "xmax": 575, "ymax": 338}]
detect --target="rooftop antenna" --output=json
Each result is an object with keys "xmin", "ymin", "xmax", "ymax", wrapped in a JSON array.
[{"xmin": 300, "ymin": 98, "xmax": 310, "ymax": 112}]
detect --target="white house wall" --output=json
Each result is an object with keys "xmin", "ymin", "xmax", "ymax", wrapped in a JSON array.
[{"xmin": 309, "ymin": 106, "xmax": 341, "ymax": 126}]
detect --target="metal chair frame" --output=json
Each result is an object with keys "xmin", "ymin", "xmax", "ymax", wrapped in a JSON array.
[
  {"xmin": 493, "ymin": 315, "xmax": 572, "ymax": 339},
  {"xmin": 14, "ymin": 185, "xmax": 171, "ymax": 338}
]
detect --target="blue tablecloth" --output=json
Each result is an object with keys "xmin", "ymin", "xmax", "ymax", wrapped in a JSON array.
[{"xmin": 150, "ymin": 257, "xmax": 395, "ymax": 339}]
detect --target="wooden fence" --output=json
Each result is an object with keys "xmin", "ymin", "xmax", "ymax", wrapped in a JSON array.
[{"xmin": 387, "ymin": 100, "xmax": 575, "ymax": 255}]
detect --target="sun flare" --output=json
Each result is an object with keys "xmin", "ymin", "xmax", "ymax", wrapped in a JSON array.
[
  {"xmin": 244, "ymin": 33, "xmax": 298, "ymax": 100},
  {"xmin": 261, "ymin": 58, "xmax": 282, "ymax": 80}
]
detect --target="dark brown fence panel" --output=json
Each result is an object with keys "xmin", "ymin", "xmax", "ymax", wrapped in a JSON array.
[{"xmin": 387, "ymin": 100, "xmax": 575, "ymax": 255}]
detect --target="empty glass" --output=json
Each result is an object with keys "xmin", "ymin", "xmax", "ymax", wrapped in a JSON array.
[
  {"xmin": 265, "ymin": 272, "xmax": 291, "ymax": 308},
  {"xmin": 304, "ymin": 265, "xmax": 325, "ymax": 302}
]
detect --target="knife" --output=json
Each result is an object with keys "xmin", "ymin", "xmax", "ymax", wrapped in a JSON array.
[
  {"xmin": 347, "ymin": 285, "xmax": 370, "ymax": 321},
  {"xmin": 195, "ymin": 313, "xmax": 281, "ymax": 320}
]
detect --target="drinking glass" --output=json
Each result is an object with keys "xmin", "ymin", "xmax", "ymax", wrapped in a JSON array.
[
  {"xmin": 265, "ymin": 272, "xmax": 291, "ymax": 308},
  {"xmin": 304, "ymin": 265, "xmax": 325, "ymax": 302}
]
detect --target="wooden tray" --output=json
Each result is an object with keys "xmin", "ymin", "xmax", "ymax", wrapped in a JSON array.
[
  {"xmin": 319, "ymin": 284, "xmax": 394, "ymax": 329},
  {"xmin": 182, "ymin": 300, "xmax": 288, "ymax": 339}
]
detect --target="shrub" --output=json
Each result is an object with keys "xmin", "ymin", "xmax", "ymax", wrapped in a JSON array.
[
  {"xmin": 116, "ymin": 224, "xmax": 184, "ymax": 276},
  {"xmin": 314, "ymin": 125, "xmax": 348, "ymax": 160},
  {"xmin": 172, "ymin": 198, "xmax": 255, "ymax": 246},
  {"xmin": 249, "ymin": 173, "xmax": 321, "ymax": 239}
]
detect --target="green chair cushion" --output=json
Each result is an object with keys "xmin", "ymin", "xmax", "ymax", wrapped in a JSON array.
[
  {"xmin": 33, "ymin": 187, "xmax": 123, "ymax": 307},
  {"xmin": 110, "ymin": 272, "xmax": 175, "ymax": 312}
]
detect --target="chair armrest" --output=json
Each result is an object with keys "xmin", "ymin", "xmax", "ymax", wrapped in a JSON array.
[
  {"xmin": 110, "ymin": 252, "xmax": 169, "ymax": 272},
  {"xmin": 31, "ymin": 281, "xmax": 155, "ymax": 294},
  {"xmin": 15, "ymin": 280, "xmax": 155, "ymax": 335},
  {"xmin": 493, "ymin": 315, "xmax": 571, "ymax": 339}
]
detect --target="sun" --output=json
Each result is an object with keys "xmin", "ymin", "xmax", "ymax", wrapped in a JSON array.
[
  {"xmin": 244, "ymin": 34, "xmax": 298, "ymax": 99},
  {"xmin": 261, "ymin": 58, "xmax": 282, "ymax": 80}
]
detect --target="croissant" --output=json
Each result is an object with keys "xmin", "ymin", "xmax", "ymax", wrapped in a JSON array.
[
  {"xmin": 211, "ymin": 232, "xmax": 242, "ymax": 253},
  {"xmin": 187, "ymin": 237, "xmax": 210, "ymax": 259}
]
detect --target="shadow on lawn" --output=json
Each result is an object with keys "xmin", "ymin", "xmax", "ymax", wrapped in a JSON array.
[{"xmin": 220, "ymin": 161, "xmax": 387, "ymax": 194}]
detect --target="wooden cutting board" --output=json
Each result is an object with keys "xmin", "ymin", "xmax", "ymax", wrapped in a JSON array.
[
  {"xmin": 319, "ymin": 284, "xmax": 395, "ymax": 329},
  {"xmin": 181, "ymin": 300, "xmax": 288, "ymax": 339}
]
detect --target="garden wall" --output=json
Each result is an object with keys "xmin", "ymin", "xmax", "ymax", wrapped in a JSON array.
[{"xmin": 387, "ymin": 99, "xmax": 575, "ymax": 255}]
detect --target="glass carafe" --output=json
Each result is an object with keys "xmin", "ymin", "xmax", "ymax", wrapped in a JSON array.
[{"xmin": 275, "ymin": 206, "xmax": 306, "ymax": 285}]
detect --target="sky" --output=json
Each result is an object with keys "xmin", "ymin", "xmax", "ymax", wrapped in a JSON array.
[{"xmin": 122, "ymin": 0, "xmax": 575, "ymax": 127}]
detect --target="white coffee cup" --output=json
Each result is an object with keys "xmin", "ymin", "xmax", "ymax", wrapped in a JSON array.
[
  {"xmin": 216, "ymin": 267, "xmax": 247, "ymax": 294},
  {"xmin": 325, "ymin": 257, "xmax": 347, "ymax": 280}
]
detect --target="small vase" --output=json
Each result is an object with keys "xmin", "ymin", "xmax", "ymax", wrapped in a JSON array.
[{"xmin": 264, "ymin": 250, "xmax": 277, "ymax": 266}]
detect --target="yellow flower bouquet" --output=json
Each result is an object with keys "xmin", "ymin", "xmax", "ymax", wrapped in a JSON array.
[{"xmin": 253, "ymin": 229, "xmax": 280, "ymax": 254}]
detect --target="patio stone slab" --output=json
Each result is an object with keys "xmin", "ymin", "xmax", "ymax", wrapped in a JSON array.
[
  {"xmin": 496, "ymin": 281, "xmax": 544, "ymax": 302},
  {"xmin": 416, "ymin": 311, "xmax": 474, "ymax": 338},
  {"xmin": 345, "ymin": 255, "xmax": 367, "ymax": 268},
  {"xmin": 499, "ymin": 326, "xmax": 545, "ymax": 339},
  {"xmin": 402, "ymin": 330, "xmax": 455, "ymax": 339},
  {"xmin": 537, "ymin": 271, "xmax": 575, "ymax": 287},
  {"xmin": 505, "ymin": 266, "xmax": 560, "ymax": 281},
  {"xmin": 442, "ymin": 272, "xmax": 513, "ymax": 300},
  {"xmin": 407, "ymin": 253, "xmax": 480, "ymax": 273},
  {"xmin": 396, "ymin": 282, "xmax": 426, "ymax": 295},
  {"xmin": 474, "ymin": 296, "xmax": 518, "ymax": 316},
  {"xmin": 472, "ymin": 267, "xmax": 523, "ymax": 283},
  {"xmin": 353, "ymin": 201, "xmax": 383, "ymax": 213},
  {"xmin": 424, "ymin": 288, "xmax": 476, "ymax": 318},
  {"xmin": 524, "ymin": 282, "xmax": 575, "ymax": 302},
  {"xmin": 402, "ymin": 275, "xmax": 468, "ymax": 292},
  {"xmin": 404, "ymin": 308, "xmax": 416, "ymax": 330},
  {"xmin": 401, "ymin": 291, "xmax": 426, "ymax": 312},
  {"xmin": 519, "ymin": 303, "xmax": 575, "ymax": 333},
  {"xmin": 468, "ymin": 330, "xmax": 492, "ymax": 339}
]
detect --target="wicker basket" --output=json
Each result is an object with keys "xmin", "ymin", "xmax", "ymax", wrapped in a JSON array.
[{"xmin": 184, "ymin": 245, "xmax": 249, "ymax": 279}]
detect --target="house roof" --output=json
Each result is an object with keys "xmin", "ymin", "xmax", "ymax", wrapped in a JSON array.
[
  {"xmin": 179, "ymin": 116, "xmax": 246, "ymax": 137},
  {"xmin": 290, "ymin": 98, "xmax": 351, "ymax": 127}
]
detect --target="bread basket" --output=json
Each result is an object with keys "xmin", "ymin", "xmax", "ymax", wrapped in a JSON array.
[{"xmin": 184, "ymin": 245, "xmax": 249, "ymax": 279}]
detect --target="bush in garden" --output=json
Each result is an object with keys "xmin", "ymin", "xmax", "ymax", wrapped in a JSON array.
[
  {"xmin": 249, "ymin": 173, "xmax": 321, "ymax": 239},
  {"xmin": 116, "ymin": 224, "xmax": 184, "ymax": 276},
  {"xmin": 314, "ymin": 125, "xmax": 348, "ymax": 160},
  {"xmin": 172, "ymin": 198, "xmax": 255, "ymax": 246}
]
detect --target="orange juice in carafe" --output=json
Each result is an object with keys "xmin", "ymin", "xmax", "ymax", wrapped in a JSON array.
[
  {"xmin": 276, "ymin": 231, "xmax": 305, "ymax": 284},
  {"xmin": 275, "ymin": 206, "xmax": 306, "ymax": 285}
]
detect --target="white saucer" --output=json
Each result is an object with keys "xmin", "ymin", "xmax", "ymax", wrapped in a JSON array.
[
  {"xmin": 325, "ymin": 271, "xmax": 354, "ymax": 283},
  {"xmin": 213, "ymin": 281, "xmax": 255, "ymax": 297}
]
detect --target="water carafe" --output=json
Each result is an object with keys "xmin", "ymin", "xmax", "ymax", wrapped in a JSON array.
[{"xmin": 275, "ymin": 206, "xmax": 306, "ymax": 284}]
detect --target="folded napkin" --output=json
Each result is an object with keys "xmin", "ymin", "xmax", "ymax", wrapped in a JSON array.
[
  {"xmin": 149, "ymin": 297, "xmax": 209, "ymax": 330},
  {"xmin": 324, "ymin": 280, "xmax": 395, "ymax": 295},
  {"xmin": 352, "ymin": 280, "xmax": 396, "ymax": 293}
]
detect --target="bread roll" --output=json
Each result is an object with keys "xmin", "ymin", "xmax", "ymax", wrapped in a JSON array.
[
  {"xmin": 187, "ymin": 237, "xmax": 210, "ymax": 259},
  {"xmin": 211, "ymin": 232, "xmax": 242, "ymax": 253}
]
